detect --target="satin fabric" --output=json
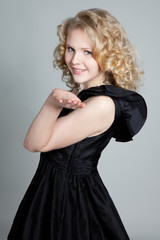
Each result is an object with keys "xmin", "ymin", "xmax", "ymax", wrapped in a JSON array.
[{"xmin": 8, "ymin": 85, "xmax": 147, "ymax": 240}]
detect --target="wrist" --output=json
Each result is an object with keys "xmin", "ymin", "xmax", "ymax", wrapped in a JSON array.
[{"xmin": 44, "ymin": 92, "xmax": 62, "ymax": 110}]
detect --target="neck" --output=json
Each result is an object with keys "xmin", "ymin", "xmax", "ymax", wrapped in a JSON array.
[{"xmin": 78, "ymin": 80, "xmax": 109, "ymax": 92}]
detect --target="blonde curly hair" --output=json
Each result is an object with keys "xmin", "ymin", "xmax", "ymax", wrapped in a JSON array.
[{"xmin": 53, "ymin": 8, "xmax": 143, "ymax": 91}]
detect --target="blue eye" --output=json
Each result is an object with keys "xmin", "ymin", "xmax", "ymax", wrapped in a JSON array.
[
  {"xmin": 85, "ymin": 51, "xmax": 92, "ymax": 55},
  {"xmin": 67, "ymin": 47, "xmax": 74, "ymax": 52}
]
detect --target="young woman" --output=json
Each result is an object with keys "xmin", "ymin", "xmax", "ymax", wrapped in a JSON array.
[{"xmin": 8, "ymin": 8, "xmax": 147, "ymax": 240}]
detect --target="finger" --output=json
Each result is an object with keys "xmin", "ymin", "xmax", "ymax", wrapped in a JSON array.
[
  {"xmin": 65, "ymin": 103, "xmax": 76, "ymax": 109},
  {"xmin": 72, "ymin": 100, "xmax": 79, "ymax": 105},
  {"xmin": 59, "ymin": 99, "xmax": 63, "ymax": 103},
  {"xmin": 77, "ymin": 102, "xmax": 82, "ymax": 106},
  {"xmin": 80, "ymin": 102, "xmax": 85, "ymax": 108},
  {"xmin": 65, "ymin": 100, "xmax": 77, "ymax": 106},
  {"xmin": 67, "ymin": 99, "xmax": 72, "ymax": 104},
  {"xmin": 72, "ymin": 102, "xmax": 85, "ymax": 109},
  {"xmin": 55, "ymin": 97, "xmax": 63, "ymax": 103}
]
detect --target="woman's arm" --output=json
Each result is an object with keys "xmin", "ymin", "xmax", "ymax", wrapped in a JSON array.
[
  {"xmin": 24, "ymin": 88, "xmax": 115, "ymax": 153},
  {"xmin": 23, "ymin": 88, "xmax": 85, "ymax": 152},
  {"xmin": 39, "ymin": 95, "xmax": 115, "ymax": 152}
]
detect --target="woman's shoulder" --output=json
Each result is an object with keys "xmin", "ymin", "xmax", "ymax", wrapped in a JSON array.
[
  {"xmin": 77, "ymin": 84, "xmax": 142, "ymax": 98},
  {"xmin": 77, "ymin": 84, "xmax": 147, "ymax": 142}
]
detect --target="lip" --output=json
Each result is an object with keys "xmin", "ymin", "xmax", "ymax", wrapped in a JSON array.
[{"xmin": 72, "ymin": 67, "xmax": 87, "ymax": 75}]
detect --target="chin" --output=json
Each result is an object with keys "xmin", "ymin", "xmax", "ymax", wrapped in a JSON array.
[{"xmin": 73, "ymin": 79, "xmax": 85, "ymax": 85}]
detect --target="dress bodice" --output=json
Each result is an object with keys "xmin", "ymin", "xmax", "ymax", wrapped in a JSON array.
[{"xmin": 41, "ymin": 85, "xmax": 147, "ymax": 174}]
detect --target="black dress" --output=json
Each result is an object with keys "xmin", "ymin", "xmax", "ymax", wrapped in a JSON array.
[{"xmin": 8, "ymin": 85, "xmax": 147, "ymax": 240}]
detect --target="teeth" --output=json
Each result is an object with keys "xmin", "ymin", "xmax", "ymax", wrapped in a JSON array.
[{"xmin": 73, "ymin": 69, "xmax": 86, "ymax": 72}]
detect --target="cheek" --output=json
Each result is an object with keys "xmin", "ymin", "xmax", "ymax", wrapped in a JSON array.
[
  {"xmin": 89, "ymin": 59, "xmax": 101, "ymax": 72},
  {"xmin": 64, "ymin": 51, "xmax": 68, "ymax": 65},
  {"xmin": 64, "ymin": 51, "xmax": 72, "ymax": 67}
]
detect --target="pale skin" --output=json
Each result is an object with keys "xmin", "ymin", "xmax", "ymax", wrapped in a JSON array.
[{"xmin": 23, "ymin": 29, "xmax": 115, "ymax": 152}]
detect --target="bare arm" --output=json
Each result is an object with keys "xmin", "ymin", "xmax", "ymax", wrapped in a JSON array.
[
  {"xmin": 24, "ymin": 88, "xmax": 115, "ymax": 153},
  {"xmin": 23, "ymin": 88, "xmax": 85, "ymax": 152},
  {"xmin": 40, "ymin": 95, "xmax": 115, "ymax": 152}
]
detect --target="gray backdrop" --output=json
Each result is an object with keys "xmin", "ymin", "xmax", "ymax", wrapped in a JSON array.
[{"xmin": 1, "ymin": 0, "xmax": 159, "ymax": 239}]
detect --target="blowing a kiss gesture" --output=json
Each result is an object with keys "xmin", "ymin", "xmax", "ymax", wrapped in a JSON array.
[{"xmin": 53, "ymin": 88, "xmax": 85, "ymax": 109}]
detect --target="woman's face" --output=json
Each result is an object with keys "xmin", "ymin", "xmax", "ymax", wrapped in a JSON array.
[{"xmin": 65, "ymin": 29, "xmax": 105, "ymax": 89}]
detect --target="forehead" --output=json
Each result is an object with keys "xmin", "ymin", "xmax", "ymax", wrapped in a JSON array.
[{"xmin": 66, "ymin": 29, "xmax": 93, "ymax": 48}]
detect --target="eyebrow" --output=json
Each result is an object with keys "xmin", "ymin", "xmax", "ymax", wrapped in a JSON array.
[{"xmin": 66, "ymin": 44, "xmax": 92, "ymax": 51}]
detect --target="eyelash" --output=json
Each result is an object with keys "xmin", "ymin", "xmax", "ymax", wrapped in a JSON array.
[
  {"xmin": 66, "ymin": 47, "xmax": 92, "ymax": 55},
  {"xmin": 67, "ymin": 47, "xmax": 74, "ymax": 52},
  {"xmin": 84, "ymin": 50, "xmax": 92, "ymax": 55}
]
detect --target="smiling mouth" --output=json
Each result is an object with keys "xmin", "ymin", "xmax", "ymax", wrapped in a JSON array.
[{"xmin": 72, "ymin": 68, "xmax": 87, "ymax": 73}]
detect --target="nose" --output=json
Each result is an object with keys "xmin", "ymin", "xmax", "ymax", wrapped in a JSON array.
[{"xmin": 71, "ymin": 52, "xmax": 81, "ymax": 65}]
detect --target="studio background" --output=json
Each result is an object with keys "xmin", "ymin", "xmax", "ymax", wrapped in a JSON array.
[{"xmin": 1, "ymin": 0, "xmax": 159, "ymax": 239}]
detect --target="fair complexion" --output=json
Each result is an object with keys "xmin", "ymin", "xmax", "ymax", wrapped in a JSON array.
[
  {"xmin": 65, "ymin": 29, "xmax": 106, "ymax": 90},
  {"xmin": 23, "ymin": 29, "xmax": 115, "ymax": 152}
]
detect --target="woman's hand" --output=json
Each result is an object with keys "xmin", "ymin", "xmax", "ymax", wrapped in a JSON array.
[
  {"xmin": 52, "ymin": 88, "xmax": 85, "ymax": 109},
  {"xmin": 23, "ymin": 88, "xmax": 85, "ymax": 152}
]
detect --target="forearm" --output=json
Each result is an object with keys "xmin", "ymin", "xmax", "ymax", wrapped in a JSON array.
[{"xmin": 23, "ymin": 92, "xmax": 62, "ymax": 152}]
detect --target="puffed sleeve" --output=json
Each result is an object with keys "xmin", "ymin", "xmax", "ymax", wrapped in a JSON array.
[
  {"xmin": 113, "ymin": 92, "xmax": 147, "ymax": 142},
  {"xmin": 78, "ymin": 85, "xmax": 147, "ymax": 142}
]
